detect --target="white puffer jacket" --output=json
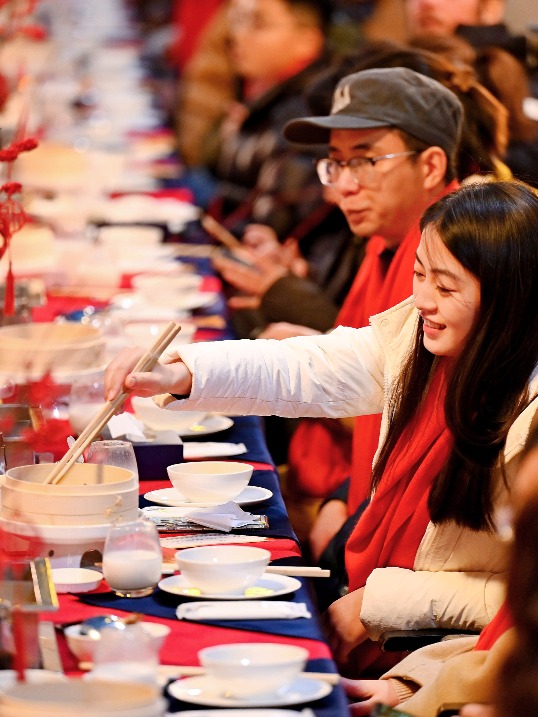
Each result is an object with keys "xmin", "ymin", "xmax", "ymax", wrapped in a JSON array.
[{"xmin": 161, "ymin": 297, "xmax": 538, "ymax": 637}]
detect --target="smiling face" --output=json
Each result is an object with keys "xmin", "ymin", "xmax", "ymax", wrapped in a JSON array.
[
  {"xmin": 413, "ymin": 226, "xmax": 481, "ymax": 357},
  {"xmin": 327, "ymin": 128, "xmax": 444, "ymax": 248}
]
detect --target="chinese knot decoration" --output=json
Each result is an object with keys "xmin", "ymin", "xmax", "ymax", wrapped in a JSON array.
[{"xmin": 0, "ymin": 138, "xmax": 37, "ymax": 316}]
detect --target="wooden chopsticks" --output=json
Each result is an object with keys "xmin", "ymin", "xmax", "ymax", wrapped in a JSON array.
[
  {"xmin": 45, "ymin": 321, "xmax": 182, "ymax": 486},
  {"xmin": 201, "ymin": 214, "xmax": 242, "ymax": 250}
]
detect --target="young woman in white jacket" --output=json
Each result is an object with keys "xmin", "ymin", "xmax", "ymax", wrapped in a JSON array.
[{"xmin": 105, "ymin": 181, "xmax": 538, "ymax": 676}]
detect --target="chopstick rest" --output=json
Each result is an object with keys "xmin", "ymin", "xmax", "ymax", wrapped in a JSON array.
[{"xmin": 176, "ymin": 600, "xmax": 311, "ymax": 621}]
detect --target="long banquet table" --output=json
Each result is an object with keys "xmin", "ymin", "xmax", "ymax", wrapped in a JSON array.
[{"xmin": 29, "ymin": 234, "xmax": 351, "ymax": 715}]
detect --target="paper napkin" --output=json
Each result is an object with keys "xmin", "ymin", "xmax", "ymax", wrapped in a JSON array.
[
  {"xmin": 182, "ymin": 442, "xmax": 247, "ymax": 459},
  {"xmin": 108, "ymin": 412, "xmax": 147, "ymax": 440},
  {"xmin": 176, "ymin": 600, "xmax": 311, "ymax": 621},
  {"xmin": 185, "ymin": 501, "xmax": 257, "ymax": 531}
]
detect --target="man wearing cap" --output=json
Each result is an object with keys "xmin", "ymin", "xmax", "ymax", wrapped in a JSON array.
[{"xmin": 279, "ymin": 66, "xmax": 462, "ymax": 555}]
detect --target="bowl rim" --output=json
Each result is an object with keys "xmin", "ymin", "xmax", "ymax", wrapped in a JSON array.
[
  {"xmin": 175, "ymin": 545, "xmax": 271, "ymax": 566},
  {"xmin": 167, "ymin": 461, "xmax": 253, "ymax": 476},
  {"xmin": 198, "ymin": 641, "xmax": 309, "ymax": 664}
]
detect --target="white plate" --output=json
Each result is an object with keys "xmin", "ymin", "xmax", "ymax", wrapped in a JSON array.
[
  {"xmin": 144, "ymin": 486, "xmax": 272, "ymax": 508},
  {"xmin": 0, "ymin": 670, "xmax": 67, "ymax": 691},
  {"xmin": 167, "ymin": 675, "xmax": 332, "ymax": 708},
  {"xmin": 158, "ymin": 572, "xmax": 301, "ymax": 600},
  {"xmin": 179, "ymin": 415, "xmax": 234, "ymax": 437},
  {"xmin": 111, "ymin": 291, "xmax": 218, "ymax": 313}
]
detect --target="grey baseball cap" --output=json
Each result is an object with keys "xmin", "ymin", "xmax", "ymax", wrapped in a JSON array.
[{"xmin": 284, "ymin": 67, "xmax": 463, "ymax": 161}]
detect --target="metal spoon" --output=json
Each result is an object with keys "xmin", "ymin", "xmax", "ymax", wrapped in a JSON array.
[{"xmin": 79, "ymin": 615, "xmax": 125, "ymax": 639}]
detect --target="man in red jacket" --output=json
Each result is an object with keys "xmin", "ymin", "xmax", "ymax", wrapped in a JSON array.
[{"xmin": 280, "ymin": 67, "xmax": 462, "ymax": 558}]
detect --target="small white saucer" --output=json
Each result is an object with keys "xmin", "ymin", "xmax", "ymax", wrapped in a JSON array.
[
  {"xmin": 179, "ymin": 415, "xmax": 233, "ymax": 437},
  {"xmin": 51, "ymin": 567, "xmax": 103, "ymax": 593},
  {"xmin": 144, "ymin": 486, "xmax": 272, "ymax": 508},
  {"xmin": 167, "ymin": 675, "xmax": 332, "ymax": 708},
  {"xmin": 158, "ymin": 572, "xmax": 301, "ymax": 600}
]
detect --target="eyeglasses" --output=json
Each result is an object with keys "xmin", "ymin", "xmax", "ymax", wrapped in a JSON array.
[{"xmin": 316, "ymin": 150, "xmax": 418, "ymax": 187}]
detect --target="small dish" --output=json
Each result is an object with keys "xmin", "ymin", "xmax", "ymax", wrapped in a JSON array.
[
  {"xmin": 143, "ymin": 486, "xmax": 272, "ymax": 508},
  {"xmin": 158, "ymin": 573, "xmax": 301, "ymax": 600},
  {"xmin": 51, "ymin": 568, "xmax": 103, "ymax": 593},
  {"xmin": 179, "ymin": 415, "xmax": 234, "ymax": 437},
  {"xmin": 167, "ymin": 674, "xmax": 332, "ymax": 708}
]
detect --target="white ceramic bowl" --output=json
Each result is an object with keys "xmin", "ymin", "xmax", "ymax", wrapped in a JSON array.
[
  {"xmin": 51, "ymin": 568, "xmax": 103, "ymax": 594},
  {"xmin": 64, "ymin": 622, "xmax": 170, "ymax": 663},
  {"xmin": 166, "ymin": 461, "xmax": 253, "ymax": 504},
  {"xmin": 131, "ymin": 396, "xmax": 206, "ymax": 433},
  {"xmin": 198, "ymin": 642, "xmax": 309, "ymax": 698},
  {"xmin": 174, "ymin": 545, "xmax": 270, "ymax": 595}
]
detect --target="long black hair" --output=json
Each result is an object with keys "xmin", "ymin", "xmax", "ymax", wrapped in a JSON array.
[{"xmin": 371, "ymin": 181, "xmax": 538, "ymax": 531}]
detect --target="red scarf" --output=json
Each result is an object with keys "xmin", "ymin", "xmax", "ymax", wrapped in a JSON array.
[
  {"xmin": 286, "ymin": 226, "xmax": 420, "ymax": 497},
  {"xmin": 287, "ymin": 181, "xmax": 460, "ymax": 500},
  {"xmin": 346, "ymin": 364, "xmax": 453, "ymax": 592},
  {"xmin": 474, "ymin": 602, "xmax": 513, "ymax": 651}
]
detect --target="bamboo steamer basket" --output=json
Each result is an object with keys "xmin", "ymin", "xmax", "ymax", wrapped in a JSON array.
[
  {"xmin": 0, "ymin": 322, "xmax": 106, "ymax": 374},
  {"xmin": 0, "ymin": 464, "xmax": 139, "ymax": 567},
  {"xmin": 0, "ymin": 680, "xmax": 166, "ymax": 717}
]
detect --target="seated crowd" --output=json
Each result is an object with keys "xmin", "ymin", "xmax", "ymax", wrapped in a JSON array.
[{"xmin": 126, "ymin": 1, "xmax": 538, "ymax": 714}]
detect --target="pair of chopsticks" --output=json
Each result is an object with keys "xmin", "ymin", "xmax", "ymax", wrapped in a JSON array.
[
  {"xmin": 265, "ymin": 565, "xmax": 330, "ymax": 578},
  {"xmin": 45, "ymin": 321, "xmax": 182, "ymax": 486}
]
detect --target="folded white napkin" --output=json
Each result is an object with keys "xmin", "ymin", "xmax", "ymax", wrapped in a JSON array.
[
  {"xmin": 182, "ymin": 442, "xmax": 247, "ymax": 459},
  {"xmin": 185, "ymin": 502, "xmax": 256, "ymax": 532},
  {"xmin": 108, "ymin": 412, "xmax": 147, "ymax": 440},
  {"xmin": 176, "ymin": 600, "xmax": 311, "ymax": 621}
]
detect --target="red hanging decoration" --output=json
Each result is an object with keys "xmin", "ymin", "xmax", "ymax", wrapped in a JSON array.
[{"xmin": 0, "ymin": 146, "xmax": 35, "ymax": 317}]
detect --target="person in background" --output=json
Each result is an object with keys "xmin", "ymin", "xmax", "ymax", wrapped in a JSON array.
[
  {"xmin": 105, "ymin": 180, "xmax": 538, "ymax": 680},
  {"xmin": 402, "ymin": 0, "xmax": 538, "ymax": 186},
  {"xmin": 212, "ymin": 39, "xmax": 508, "ymax": 341},
  {"xmin": 200, "ymin": 0, "xmax": 333, "ymax": 231}
]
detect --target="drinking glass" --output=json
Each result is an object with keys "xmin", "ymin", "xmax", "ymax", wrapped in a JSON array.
[
  {"xmin": 102, "ymin": 520, "xmax": 162, "ymax": 598},
  {"xmin": 86, "ymin": 439, "xmax": 139, "ymax": 480}
]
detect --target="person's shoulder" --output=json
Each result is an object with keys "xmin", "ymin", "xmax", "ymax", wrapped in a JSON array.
[{"xmin": 370, "ymin": 296, "xmax": 417, "ymax": 331}]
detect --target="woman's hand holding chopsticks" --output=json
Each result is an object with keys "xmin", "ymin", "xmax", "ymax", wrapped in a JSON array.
[{"xmin": 105, "ymin": 346, "xmax": 193, "ymax": 401}]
